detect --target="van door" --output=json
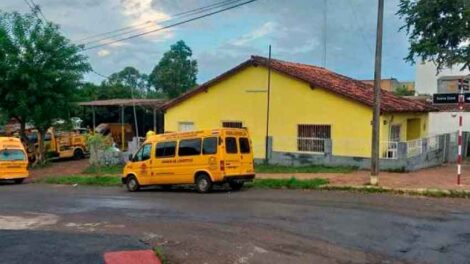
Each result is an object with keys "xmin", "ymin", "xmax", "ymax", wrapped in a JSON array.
[
  {"xmin": 154, "ymin": 141, "xmax": 177, "ymax": 184},
  {"xmin": 223, "ymin": 136, "xmax": 241, "ymax": 176},
  {"xmin": 238, "ymin": 137, "xmax": 254, "ymax": 175},
  {"xmin": 129, "ymin": 143, "xmax": 153, "ymax": 185},
  {"xmin": 176, "ymin": 138, "xmax": 204, "ymax": 183}
]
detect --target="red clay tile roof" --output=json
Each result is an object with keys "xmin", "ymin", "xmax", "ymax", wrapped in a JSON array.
[{"xmin": 163, "ymin": 56, "xmax": 436, "ymax": 112}]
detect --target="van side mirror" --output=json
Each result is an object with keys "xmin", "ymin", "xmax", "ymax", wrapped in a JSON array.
[{"xmin": 128, "ymin": 154, "xmax": 133, "ymax": 162}]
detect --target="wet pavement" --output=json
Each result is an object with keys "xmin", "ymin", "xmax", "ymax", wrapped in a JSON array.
[{"xmin": 1, "ymin": 183, "xmax": 470, "ymax": 263}]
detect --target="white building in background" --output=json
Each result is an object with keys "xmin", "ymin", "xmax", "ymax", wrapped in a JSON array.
[
  {"xmin": 429, "ymin": 111, "xmax": 470, "ymax": 136},
  {"xmin": 415, "ymin": 61, "xmax": 470, "ymax": 135},
  {"xmin": 415, "ymin": 61, "xmax": 470, "ymax": 95}
]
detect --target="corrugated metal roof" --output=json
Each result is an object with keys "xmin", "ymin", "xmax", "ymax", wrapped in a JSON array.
[{"xmin": 79, "ymin": 99, "xmax": 166, "ymax": 108}]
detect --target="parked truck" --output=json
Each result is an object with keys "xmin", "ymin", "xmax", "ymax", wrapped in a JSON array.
[{"xmin": 26, "ymin": 128, "xmax": 88, "ymax": 161}]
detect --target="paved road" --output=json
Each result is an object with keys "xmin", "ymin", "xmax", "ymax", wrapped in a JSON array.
[{"xmin": 0, "ymin": 184, "xmax": 470, "ymax": 264}]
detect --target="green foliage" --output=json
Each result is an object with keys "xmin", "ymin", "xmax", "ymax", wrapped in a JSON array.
[
  {"xmin": 255, "ymin": 164, "xmax": 357, "ymax": 173},
  {"xmin": 393, "ymin": 85, "xmax": 415, "ymax": 96},
  {"xmin": 86, "ymin": 133, "xmax": 113, "ymax": 166},
  {"xmin": 38, "ymin": 175, "xmax": 121, "ymax": 186},
  {"xmin": 398, "ymin": 0, "xmax": 470, "ymax": 71},
  {"xmin": 150, "ymin": 40, "xmax": 198, "ymax": 98},
  {"xmin": 153, "ymin": 247, "xmax": 167, "ymax": 264},
  {"xmin": 0, "ymin": 11, "xmax": 90, "ymax": 163},
  {"xmin": 249, "ymin": 177, "xmax": 329, "ymax": 189}
]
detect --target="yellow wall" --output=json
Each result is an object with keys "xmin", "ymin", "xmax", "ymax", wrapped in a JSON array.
[
  {"xmin": 381, "ymin": 113, "xmax": 428, "ymax": 142},
  {"xmin": 165, "ymin": 65, "xmax": 429, "ymax": 159}
]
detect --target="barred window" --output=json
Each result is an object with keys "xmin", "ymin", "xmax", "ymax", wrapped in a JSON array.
[
  {"xmin": 297, "ymin": 124, "xmax": 331, "ymax": 152},
  {"xmin": 222, "ymin": 121, "xmax": 243, "ymax": 128}
]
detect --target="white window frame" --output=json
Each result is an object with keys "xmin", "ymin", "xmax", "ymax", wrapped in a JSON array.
[{"xmin": 178, "ymin": 122, "xmax": 194, "ymax": 132}]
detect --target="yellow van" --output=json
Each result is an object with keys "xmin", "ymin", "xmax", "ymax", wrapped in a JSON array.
[
  {"xmin": 122, "ymin": 128, "xmax": 255, "ymax": 193},
  {"xmin": 0, "ymin": 137, "xmax": 29, "ymax": 184}
]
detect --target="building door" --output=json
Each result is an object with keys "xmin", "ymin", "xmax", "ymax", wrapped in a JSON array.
[{"xmin": 406, "ymin": 119, "xmax": 421, "ymax": 140}]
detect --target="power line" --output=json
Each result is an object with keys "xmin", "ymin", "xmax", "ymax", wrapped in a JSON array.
[
  {"xmin": 83, "ymin": 0, "xmax": 257, "ymax": 50},
  {"xmin": 29, "ymin": 0, "xmax": 48, "ymax": 22},
  {"xmin": 80, "ymin": 0, "xmax": 247, "ymax": 46},
  {"xmin": 76, "ymin": 0, "xmax": 245, "ymax": 43}
]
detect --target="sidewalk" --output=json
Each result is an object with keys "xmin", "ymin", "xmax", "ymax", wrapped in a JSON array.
[{"xmin": 257, "ymin": 164, "xmax": 470, "ymax": 191}]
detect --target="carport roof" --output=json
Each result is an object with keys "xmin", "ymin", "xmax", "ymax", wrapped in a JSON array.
[{"xmin": 79, "ymin": 99, "xmax": 167, "ymax": 109}]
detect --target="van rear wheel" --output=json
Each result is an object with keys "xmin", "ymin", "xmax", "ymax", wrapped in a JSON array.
[
  {"xmin": 229, "ymin": 181, "xmax": 244, "ymax": 191},
  {"xmin": 195, "ymin": 174, "xmax": 212, "ymax": 193},
  {"xmin": 126, "ymin": 176, "xmax": 140, "ymax": 192}
]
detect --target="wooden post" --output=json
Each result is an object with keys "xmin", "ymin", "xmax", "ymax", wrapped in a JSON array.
[
  {"xmin": 121, "ymin": 105, "xmax": 125, "ymax": 150},
  {"xmin": 371, "ymin": 0, "xmax": 384, "ymax": 185},
  {"xmin": 153, "ymin": 108, "xmax": 157, "ymax": 132},
  {"xmin": 92, "ymin": 106, "xmax": 96, "ymax": 131}
]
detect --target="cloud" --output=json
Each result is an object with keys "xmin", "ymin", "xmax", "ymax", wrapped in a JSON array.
[
  {"xmin": 233, "ymin": 22, "xmax": 277, "ymax": 46},
  {"xmin": 97, "ymin": 49, "xmax": 111, "ymax": 57},
  {"xmin": 119, "ymin": 0, "xmax": 174, "ymax": 41}
]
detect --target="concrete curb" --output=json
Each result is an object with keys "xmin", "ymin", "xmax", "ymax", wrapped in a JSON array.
[
  {"xmin": 320, "ymin": 185, "xmax": 470, "ymax": 198},
  {"xmin": 104, "ymin": 250, "xmax": 161, "ymax": 264}
]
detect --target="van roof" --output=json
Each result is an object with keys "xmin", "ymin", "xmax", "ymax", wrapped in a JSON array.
[
  {"xmin": 146, "ymin": 128, "xmax": 249, "ymax": 142},
  {"xmin": 0, "ymin": 137, "xmax": 24, "ymax": 149}
]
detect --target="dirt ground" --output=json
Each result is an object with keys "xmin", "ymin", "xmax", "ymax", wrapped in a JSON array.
[
  {"xmin": 30, "ymin": 159, "xmax": 470, "ymax": 191},
  {"xmin": 30, "ymin": 159, "xmax": 89, "ymax": 179}
]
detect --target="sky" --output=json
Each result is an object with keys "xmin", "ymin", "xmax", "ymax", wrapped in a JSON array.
[{"xmin": 2, "ymin": 0, "xmax": 416, "ymax": 84}]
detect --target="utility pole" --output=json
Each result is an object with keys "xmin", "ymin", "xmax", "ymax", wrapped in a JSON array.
[
  {"xmin": 323, "ymin": 0, "xmax": 327, "ymax": 67},
  {"xmin": 370, "ymin": 0, "xmax": 384, "ymax": 185},
  {"xmin": 265, "ymin": 45, "xmax": 272, "ymax": 163}
]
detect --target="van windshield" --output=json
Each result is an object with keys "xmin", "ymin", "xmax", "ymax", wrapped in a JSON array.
[{"xmin": 0, "ymin": 149, "xmax": 26, "ymax": 161}]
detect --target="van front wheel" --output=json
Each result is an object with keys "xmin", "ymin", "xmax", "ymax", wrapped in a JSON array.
[
  {"xmin": 195, "ymin": 174, "xmax": 212, "ymax": 193},
  {"xmin": 126, "ymin": 176, "xmax": 140, "ymax": 192},
  {"xmin": 229, "ymin": 181, "xmax": 244, "ymax": 191}
]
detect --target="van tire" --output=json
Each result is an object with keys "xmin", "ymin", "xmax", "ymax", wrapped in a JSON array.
[
  {"xmin": 195, "ymin": 173, "xmax": 212, "ymax": 193},
  {"xmin": 229, "ymin": 181, "xmax": 244, "ymax": 191},
  {"xmin": 126, "ymin": 175, "xmax": 140, "ymax": 192},
  {"xmin": 14, "ymin": 178, "xmax": 25, "ymax": 184},
  {"xmin": 73, "ymin": 148, "xmax": 84, "ymax": 160}
]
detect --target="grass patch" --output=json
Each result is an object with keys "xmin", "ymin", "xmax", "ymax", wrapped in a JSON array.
[
  {"xmin": 153, "ymin": 247, "xmax": 167, "ymax": 264},
  {"xmin": 37, "ymin": 175, "xmax": 121, "ymax": 186},
  {"xmin": 249, "ymin": 177, "xmax": 329, "ymax": 189},
  {"xmin": 82, "ymin": 165, "xmax": 123, "ymax": 175},
  {"xmin": 255, "ymin": 164, "xmax": 356, "ymax": 174}
]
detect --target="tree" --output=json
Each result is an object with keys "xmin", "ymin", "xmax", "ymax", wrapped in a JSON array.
[
  {"xmin": 106, "ymin": 66, "xmax": 150, "ymax": 97},
  {"xmin": 393, "ymin": 85, "xmax": 415, "ymax": 96},
  {"xmin": 0, "ymin": 11, "xmax": 90, "ymax": 164},
  {"xmin": 150, "ymin": 40, "xmax": 198, "ymax": 98},
  {"xmin": 398, "ymin": 0, "xmax": 470, "ymax": 71}
]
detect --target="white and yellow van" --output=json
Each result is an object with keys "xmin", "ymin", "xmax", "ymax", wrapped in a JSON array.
[
  {"xmin": 122, "ymin": 128, "xmax": 255, "ymax": 193},
  {"xmin": 0, "ymin": 137, "xmax": 29, "ymax": 184}
]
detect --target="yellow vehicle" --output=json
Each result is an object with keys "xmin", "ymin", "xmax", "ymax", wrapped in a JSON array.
[
  {"xmin": 27, "ymin": 128, "xmax": 88, "ymax": 160},
  {"xmin": 0, "ymin": 137, "xmax": 29, "ymax": 184},
  {"xmin": 122, "ymin": 128, "xmax": 255, "ymax": 193}
]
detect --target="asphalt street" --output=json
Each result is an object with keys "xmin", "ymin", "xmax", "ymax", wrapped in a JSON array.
[{"xmin": 1, "ymin": 183, "xmax": 470, "ymax": 263}]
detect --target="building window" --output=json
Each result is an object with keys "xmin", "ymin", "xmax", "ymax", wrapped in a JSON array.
[
  {"xmin": 222, "ymin": 121, "xmax": 243, "ymax": 128},
  {"xmin": 178, "ymin": 138, "xmax": 201, "ymax": 156},
  {"xmin": 297, "ymin": 124, "xmax": 331, "ymax": 152},
  {"xmin": 178, "ymin": 122, "xmax": 194, "ymax": 132}
]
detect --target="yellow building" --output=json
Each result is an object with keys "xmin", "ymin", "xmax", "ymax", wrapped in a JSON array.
[{"xmin": 163, "ymin": 56, "xmax": 433, "ymax": 160}]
